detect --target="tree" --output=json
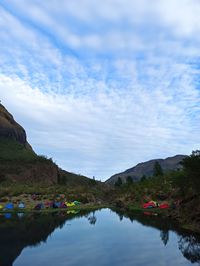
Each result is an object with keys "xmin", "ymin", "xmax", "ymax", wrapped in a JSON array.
[
  {"xmin": 181, "ymin": 150, "xmax": 200, "ymax": 193},
  {"xmin": 126, "ymin": 176, "xmax": 133, "ymax": 185},
  {"xmin": 153, "ymin": 161, "xmax": 163, "ymax": 177},
  {"xmin": 115, "ymin": 177, "xmax": 123, "ymax": 187},
  {"xmin": 141, "ymin": 175, "xmax": 146, "ymax": 182}
]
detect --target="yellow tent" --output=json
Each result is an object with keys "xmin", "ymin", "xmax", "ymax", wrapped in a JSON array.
[{"xmin": 65, "ymin": 202, "xmax": 75, "ymax": 207}]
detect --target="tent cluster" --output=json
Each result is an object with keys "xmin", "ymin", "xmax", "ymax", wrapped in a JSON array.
[
  {"xmin": 143, "ymin": 200, "xmax": 170, "ymax": 209},
  {"xmin": 0, "ymin": 202, "xmax": 25, "ymax": 211},
  {"xmin": 0, "ymin": 200, "xmax": 81, "ymax": 211},
  {"xmin": 34, "ymin": 200, "xmax": 81, "ymax": 210}
]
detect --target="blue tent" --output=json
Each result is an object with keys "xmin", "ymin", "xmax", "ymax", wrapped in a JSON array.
[
  {"xmin": 4, "ymin": 213, "xmax": 12, "ymax": 219},
  {"xmin": 53, "ymin": 202, "xmax": 61, "ymax": 208},
  {"xmin": 18, "ymin": 202, "xmax": 25, "ymax": 209},
  {"xmin": 5, "ymin": 203, "xmax": 14, "ymax": 210}
]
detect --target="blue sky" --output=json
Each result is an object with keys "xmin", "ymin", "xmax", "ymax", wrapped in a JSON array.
[{"xmin": 0, "ymin": 0, "xmax": 200, "ymax": 180}]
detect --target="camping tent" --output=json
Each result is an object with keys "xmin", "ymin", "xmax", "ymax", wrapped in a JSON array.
[
  {"xmin": 18, "ymin": 202, "xmax": 25, "ymax": 209},
  {"xmin": 34, "ymin": 203, "xmax": 44, "ymax": 210},
  {"xmin": 5, "ymin": 203, "xmax": 14, "ymax": 210},
  {"xmin": 52, "ymin": 202, "xmax": 61, "ymax": 208},
  {"xmin": 65, "ymin": 202, "xmax": 75, "ymax": 207},
  {"xmin": 60, "ymin": 202, "xmax": 67, "ymax": 208},
  {"xmin": 143, "ymin": 201, "xmax": 158, "ymax": 208},
  {"xmin": 73, "ymin": 201, "xmax": 81, "ymax": 205},
  {"xmin": 159, "ymin": 203, "xmax": 169, "ymax": 209}
]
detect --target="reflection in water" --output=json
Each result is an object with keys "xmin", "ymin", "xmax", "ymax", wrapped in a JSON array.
[
  {"xmin": 0, "ymin": 210, "xmax": 94, "ymax": 266},
  {"xmin": 160, "ymin": 230, "xmax": 169, "ymax": 246},
  {"xmin": 17, "ymin": 213, "xmax": 25, "ymax": 218},
  {"xmin": 88, "ymin": 211, "xmax": 97, "ymax": 225},
  {"xmin": 0, "ymin": 209, "xmax": 200, "ymax": 266},
  {"xmin": 113, "ymin": 208, "xmax": 200, "ymax": 265},
  {"xmin": 4, "ymin": 213, "xmax": 12, "ymax": 219},
  {"xmin": 178, "ymin": 235, "xmax": 200, "ymax": 264}
]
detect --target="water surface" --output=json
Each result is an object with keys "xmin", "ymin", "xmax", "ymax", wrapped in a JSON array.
[{"xmin": 0, "ymin": 209, "xmax": 200, "ymax": 266}]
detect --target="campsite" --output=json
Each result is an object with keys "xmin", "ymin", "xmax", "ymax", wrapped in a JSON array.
[{"xmin": 1, "ymin": 0, "xmax": 200, "ymax": 265}]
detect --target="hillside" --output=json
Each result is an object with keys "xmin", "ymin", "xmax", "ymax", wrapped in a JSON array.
[
  {"xmin": 0, "ymin": 103, "xmax": 93, "ymax": 186},
  {"xmin": 106, "ymin": 155, "xmax": 187, "ymax": 185},
  {"xmin": 0, "ymin": 103, "xmax": 59, "ymax": 183}
]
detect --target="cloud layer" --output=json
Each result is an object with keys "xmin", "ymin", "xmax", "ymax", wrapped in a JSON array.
[{"xmin": 0, "ymin": 0, "xmax": 200, "ymax": 179}]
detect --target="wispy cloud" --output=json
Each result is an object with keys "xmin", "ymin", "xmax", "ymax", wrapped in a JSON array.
[{"xmin": 0, "ymin": 1, "xmax": 200, "ymax": 179}]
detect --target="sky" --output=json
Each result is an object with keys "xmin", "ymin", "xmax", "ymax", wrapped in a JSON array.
[{"xmin": 0, "ymin": 0, "xmax": 200, "ymax": 180}]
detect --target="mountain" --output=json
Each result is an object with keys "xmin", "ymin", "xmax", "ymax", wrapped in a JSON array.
[
  {"xmin": 106, "ymin": 155, "xmax": 187, "ymax": 185},
  {"xmin": 0, "ymin": 103, "xmax": 32, "ymax": 149},
  {"xmin": 0, "ymin": 103, "xmax": 92, "ymax": 185}
]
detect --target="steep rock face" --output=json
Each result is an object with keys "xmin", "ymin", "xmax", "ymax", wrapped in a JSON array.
[
  {"xmin": 106, "ymin": 155, "xmax": 187, "ymax": 185},
  {"xmin": 0, "ymin": 103, "xmax": 58, "ymax": 184},
  {"xmin": 0, "ymin": 103, "xmax": 31, "ymax": 148}
]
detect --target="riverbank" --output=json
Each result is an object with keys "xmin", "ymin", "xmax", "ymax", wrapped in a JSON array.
[
  {"xmin": 119, "ymin": 203, "xmax": 200, "ymax": 234},
  {"xmin": 0, "ymin": 203, "xmax": 110, "ymax": 214},
  {"xmin": 1, "ymin": 198, "xmax": 200, "ymax": 235}
]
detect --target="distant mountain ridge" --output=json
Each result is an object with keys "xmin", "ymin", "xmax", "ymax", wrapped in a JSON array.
[{"xmin": 106, "ymin": 155, "xmax": 187, "ymax": 185}]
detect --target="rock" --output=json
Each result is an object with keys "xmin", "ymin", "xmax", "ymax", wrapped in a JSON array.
[{"xmin": 0, "ymin": 103, "xmax": 32, "ymax": 149}]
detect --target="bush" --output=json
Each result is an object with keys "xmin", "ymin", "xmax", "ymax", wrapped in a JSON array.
[{"xmin": 181, "ymin": 150, "xmax": 200, "ymax": 193}]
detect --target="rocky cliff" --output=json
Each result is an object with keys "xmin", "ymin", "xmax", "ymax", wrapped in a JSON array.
[
  {"xmin": 0, "ymin": 103, "xmax": 97, "ymax": 186},
  {"xmin": 106, "ymin": 155, "xmax": 187, "ymax": 185},
  {"xmin": 0, "ymin": 103, "xmax": 58, "ymax": 184},
  {"xmin": 0, "ymin": 103, "xmax": 32, "ymax": 149}
]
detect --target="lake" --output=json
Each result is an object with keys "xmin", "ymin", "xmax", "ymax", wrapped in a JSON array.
[{"xmin": 0, "ymin": 208, "xmax": 200, "ymax": 266}]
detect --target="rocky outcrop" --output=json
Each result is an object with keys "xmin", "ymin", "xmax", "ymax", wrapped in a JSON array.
[
  {"xmin": 0, "ymin": 103, "xmax": 32, "ymax": 149},
  {"xmin": 0, "ymin": 103, "xmax": 95, "ymax": 185},
  {"xmin": 106, "ymin": 155, "xmax": 187, "ymax": 185},
  {"xmin": 0, "ymin": 103, "xmax": 59, "ymax": 184}
]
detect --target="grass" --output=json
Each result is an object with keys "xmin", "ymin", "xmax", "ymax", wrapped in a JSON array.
[{"xmin": 0, "ymin": 138, "xmax": 53, "ymax": 163}]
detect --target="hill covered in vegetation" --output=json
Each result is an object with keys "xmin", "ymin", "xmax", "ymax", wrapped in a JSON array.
[
  {"xmin": 109, "ymin": 150, "xmax": 200, "ymax": 232},
  {"xmin": 0, "ymin": 103, "xmax": 102, "ymax": 191},
  {"xmin": 106, "ymin": 155, "xmax": 187, "ymax": 185}
]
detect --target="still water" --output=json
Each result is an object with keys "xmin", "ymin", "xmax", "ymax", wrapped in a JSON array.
[{"xmin": 0, "ymin": 208, "xmax": 200, "ymax": 266}]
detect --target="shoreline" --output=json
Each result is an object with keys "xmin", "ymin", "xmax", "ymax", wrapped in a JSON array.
[
  {"xmin": 0, "ymin": 204, "xmax": 110, "ymax": 214},
  {"xmin": 1, "ymin": 201, "xmax": 199, "ymax": 235},
  {"xmin": 124, "ymin": 204, "xmax": 200, "ymax": 234}
]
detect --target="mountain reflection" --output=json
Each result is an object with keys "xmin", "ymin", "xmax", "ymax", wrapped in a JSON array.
[
  {"xmin": 0, "ymin": 210, "xmax": 95, "ymax": 266},
  {"xmin": 178, "ymin": 235, "xmax": 200, "ymax": 264},
  {"xmin": 113, "ymin": 208, "xmax": 200, "ymax": 265},
  {"xmin": 0, "ymin": 209, "xmax": 200, "ymax": 266}
]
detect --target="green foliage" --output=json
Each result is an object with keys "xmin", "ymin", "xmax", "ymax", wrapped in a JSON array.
[
  {"xmin": 170, "ymin": 170, "xmax": 188, "ymax": 196},
  {"xmin": 58, "ymin": 175, "xmax": 68, "ymax": 185},
  {"xmin": 153, "ymin": 161, "xmax": 163, "ymax": 177},
  {"xmin": 115, "ymin": 177, "xmax": 123, "ymax": 187},
  {"xmin": 0, "ymin": 138, "xmax": 36, "ymax": 162},
  {"xmin": 0, "ymin": 138, "xmax": 53, "ymax": 164},
  {"xmin": 89, "ymin": 179, "xmax": 98, "ymax": 186},
  {"xmin": 140, "ymin": 175, "xmax": 146, "ymax": 182},
  {"xmin": 181, "ymin": 150, "xmax": 200, "ymax": 193},
  {"xmin": 126, "ymin": 176, "xmax": 133, "ymax": 185}
]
